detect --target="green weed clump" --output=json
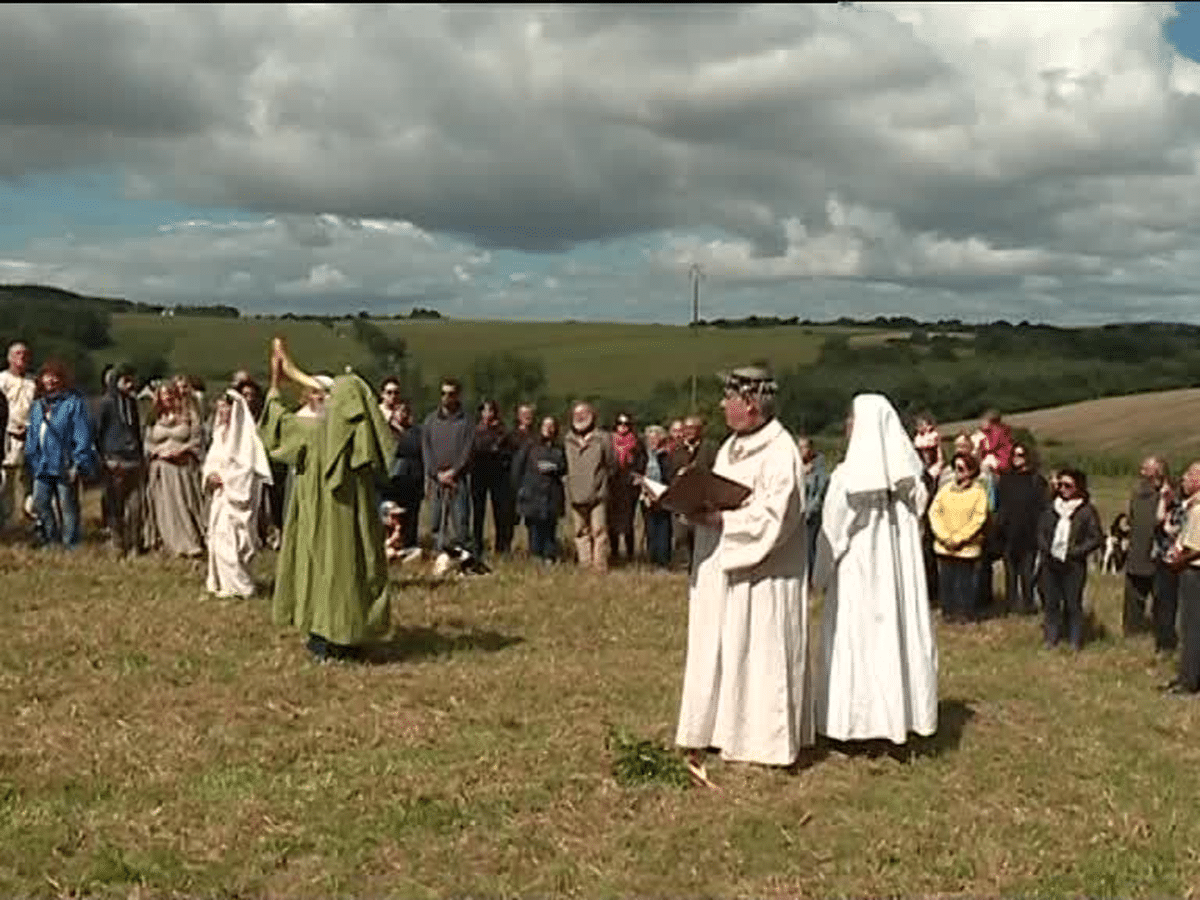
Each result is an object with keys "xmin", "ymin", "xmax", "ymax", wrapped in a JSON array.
[{"xmin": 605, "ymin": 725, "xmax": 691, "ymax": 790}]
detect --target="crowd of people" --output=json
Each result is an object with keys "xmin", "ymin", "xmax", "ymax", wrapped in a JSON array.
[{"xmin": 4, "ymin": 337, "xmax": 1200, "ymax": 786}]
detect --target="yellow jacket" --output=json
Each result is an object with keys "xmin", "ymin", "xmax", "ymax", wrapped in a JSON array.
[{"xmin": 928, "ymin": 480, "xmax": 989, "ymax": 558}]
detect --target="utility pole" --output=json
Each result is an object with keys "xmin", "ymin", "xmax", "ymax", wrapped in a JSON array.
[{"xmin": 688, "ymin": 262, "xmax": 704, "ymax": 411}]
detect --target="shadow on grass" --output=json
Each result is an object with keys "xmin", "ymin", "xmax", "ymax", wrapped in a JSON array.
[
  {"xmin": 810, "ymin": 697, "xmax": 978, "ymax": 766},
  {"xmin": 361, "ymin": 626, "xmax": 524, "ymax": 665}
]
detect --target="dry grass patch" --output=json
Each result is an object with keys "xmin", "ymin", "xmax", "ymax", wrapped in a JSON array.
[{"xmin": 4, "ymin": 478, "xmax": 1200, "ymax": 897}]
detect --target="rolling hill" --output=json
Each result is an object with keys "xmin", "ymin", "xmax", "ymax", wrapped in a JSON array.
[{"xmin": 943, "ymin": 388, "xmax": 1200, "ymax": 468}]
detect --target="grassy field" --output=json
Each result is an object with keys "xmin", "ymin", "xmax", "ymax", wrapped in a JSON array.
[
  {"xmin": 4, "ymin": 477, "xmax": 1200, "ymax": 898},
  {"xmin": 105, "ymin": 314, "xmax": 887, "ymax": 400}
]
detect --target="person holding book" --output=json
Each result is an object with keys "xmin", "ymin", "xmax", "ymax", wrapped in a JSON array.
[{"xmin": 674, "ymin": 365, "xmax": 814, "ymax": 785}]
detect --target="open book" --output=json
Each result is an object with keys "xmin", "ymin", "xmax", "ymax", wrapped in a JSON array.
[{"xmin": 640, "ymin": 468, "xmax": 752, "ymax": 518}]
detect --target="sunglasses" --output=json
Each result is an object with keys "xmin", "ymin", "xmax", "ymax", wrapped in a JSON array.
[{"xmin": 1059, "ymin": 482, "xmax": 1077, "ymax": 491}]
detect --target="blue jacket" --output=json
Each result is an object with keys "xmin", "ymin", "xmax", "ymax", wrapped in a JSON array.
[{"xmin": 25, "ymin": 391, "xmax": 96, "ymax": 479}]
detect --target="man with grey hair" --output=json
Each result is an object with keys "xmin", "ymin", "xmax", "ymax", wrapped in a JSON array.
[
  {"xmin": 0, "ymin": 342, "xmax": 36, "ymax": 531},
  {"xmin": 676, "ymin": 365, "xmax": 813, "ymax": 783},
  {"xmin": 565, "ymin": 401, "xmax": 615, "ymax": 572}
]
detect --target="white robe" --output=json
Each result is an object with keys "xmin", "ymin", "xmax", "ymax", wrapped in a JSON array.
[
  {"xmin": 675, "ymin": 418, "xmax": 814, "ymax": 766},
  {"xmin": 202, "ymin": 392, "xmax": 273, "ymax": 598},
  {"xmin": 813, "ymin": 394, "xmax": 938, "ymax": 744}
]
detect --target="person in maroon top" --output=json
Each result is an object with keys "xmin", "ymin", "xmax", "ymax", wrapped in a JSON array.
[{"xmin": 607, "ymin": 411, "xmax": 647, "ymax": 564}]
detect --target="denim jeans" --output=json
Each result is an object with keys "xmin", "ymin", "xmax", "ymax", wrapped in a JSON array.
[
  {"xmin": 1042, "ymin": 557, "xmax": 1087, "ymax": 649},
  {"xmin": 526, "ymin": 517, "xmax": 558, "ymax": 561},
  {"xmin": 644, "ymin": 508, "xmax": 673, "ymax": 568},
  {"xmin": 32, "ymin": 475, "xmax": 81, "ymax": 549},
  {"xmin": 429, "ymin": 479, "xmax": 472, "ymax": 554},
  {"xmin": 938, "ymin": 556, "xmax": 980, "ymax": 622}
]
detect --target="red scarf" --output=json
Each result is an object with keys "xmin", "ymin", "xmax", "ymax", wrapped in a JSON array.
[{"xmin": 613, "ymin": 430, "xmax": 637, "ymax": 469}]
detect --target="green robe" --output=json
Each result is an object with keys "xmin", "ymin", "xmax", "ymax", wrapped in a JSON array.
[{"xmin": 260, "ymin": 375, "xmax": 397, "ymax": 646}]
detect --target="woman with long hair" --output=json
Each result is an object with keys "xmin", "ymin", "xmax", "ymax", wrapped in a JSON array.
[
  {"xmin": 144, "ymin": 379, "xmax": 207, "ymax": 556},
  {"xmin": 606, "ymin": 411, "xmax": 647, "ymax": 564}
]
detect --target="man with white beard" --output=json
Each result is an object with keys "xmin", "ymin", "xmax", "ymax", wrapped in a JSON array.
[
  {"xmin": 813, "ymin": 393, "xmax": 938, "ymax": 746},
  {"xmin": 0, "ymin": 342, "xmax": 36, "ymax": 531},
  {"xmin": 675, "ymin": 365, "xmax": 814, "ymax": 786}
]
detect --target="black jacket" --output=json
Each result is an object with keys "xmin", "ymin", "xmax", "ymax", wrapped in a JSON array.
[
  {"xmin": 94, "ymin": 386, "xmax": 143, "ymax": 462},
  {"xmin": 996, "ymin": 470, "xmax": 1048, "ymax": 553},
  {"xmin": 511, "ymin": 441, "xmax": 567, "ymax": 522},
  {"xmin": 389, "ymin": 423, "xmax": 424, "ymax": 499},
  {"xmin": 1036, "ymin": 500, "xmax": 1104, "ymax": 565}
]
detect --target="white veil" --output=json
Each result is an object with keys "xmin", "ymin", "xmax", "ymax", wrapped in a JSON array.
[{"xmin": 838, "ymin": 393, "xmax": 925, "ymax": 495}]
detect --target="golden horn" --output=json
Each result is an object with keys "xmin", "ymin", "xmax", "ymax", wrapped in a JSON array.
[{"xmin": 272, "ymin": 337, "xmax": 324, "ymax": 392}]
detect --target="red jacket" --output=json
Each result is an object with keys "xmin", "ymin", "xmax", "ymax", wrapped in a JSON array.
[{"xmin": 981, "ymin": 422, "xmax": 1014, "ymax": 472}]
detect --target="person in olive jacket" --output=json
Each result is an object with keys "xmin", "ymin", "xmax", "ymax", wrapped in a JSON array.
[
  {"xmin": 511, "ymin": 415, "xmax": 567, "ymax": 562},
  {"xmin": 1036, "ymin": 467, "xmax": 1104, "ymax": 651}
]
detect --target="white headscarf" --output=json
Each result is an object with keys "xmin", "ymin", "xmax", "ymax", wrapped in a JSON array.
[
  {"xmin": 839, "ymin": 393, "xmax": 925, "ymax": 495},
  {"xmin": 203, "ymin": 389, "xmax": 273, "ymax": 485}
]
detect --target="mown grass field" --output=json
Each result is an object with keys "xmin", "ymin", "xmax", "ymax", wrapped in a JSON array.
[
  {"xmin": 943, "ymin": 388, "xmax": 1200, "ymax": 476},
  {"xmin": 4, "ymin": 477, "xmax": 1200, "ymax": 899},
  {"xmin": 104, "ymin": 314, "xmax": 888, "ymax": 400}
]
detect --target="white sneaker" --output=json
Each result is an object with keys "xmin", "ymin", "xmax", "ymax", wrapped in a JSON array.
[
  {"xmin": 432, "ymin": 552, "xmax": 452, "ymax": 577},
  {"xmin": 400, "ymin": 547, "xmax": 424, "ymax": 565}
]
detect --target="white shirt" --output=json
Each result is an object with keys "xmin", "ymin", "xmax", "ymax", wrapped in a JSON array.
[{"xmin": 0, "ymin": 370, "xmax": 36, "ymax": 466}]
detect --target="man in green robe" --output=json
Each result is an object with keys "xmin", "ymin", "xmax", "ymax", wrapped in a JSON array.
[{"xmin": 259, "ymin": 339, "xmax": 397, "ymax": 661}]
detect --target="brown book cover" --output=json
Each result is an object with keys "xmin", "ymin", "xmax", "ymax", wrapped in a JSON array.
[{"xmin": 655, "ymin": 467, "xmax": 752, "ymax": 518}]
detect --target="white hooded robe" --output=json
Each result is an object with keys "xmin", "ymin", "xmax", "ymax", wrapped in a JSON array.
[
  {"xmin": 813, "ymin": 393, "xmax": 938, "ymax": 744},
  {"xmin": 202, "ymin": 390, "xmax": 273, "ymax": 598},
  {"xmin": 675, "ymin": 417, "xmax": 815, "ymax": 766}
]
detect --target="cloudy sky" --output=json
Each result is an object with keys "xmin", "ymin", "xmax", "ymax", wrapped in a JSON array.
[{"xmin": 4, "ymin": 3, "xmax": 1200, "ymax": 325}]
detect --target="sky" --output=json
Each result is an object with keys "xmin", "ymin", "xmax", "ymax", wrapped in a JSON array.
[{"xmin": 4, "ymin": 3, "xmax": 1200, "ymax": 325}]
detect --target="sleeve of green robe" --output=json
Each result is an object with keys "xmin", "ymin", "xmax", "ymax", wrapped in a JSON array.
[{"xmin": 259, "ymin": 394, "xmax": 308, "ymax": 468}]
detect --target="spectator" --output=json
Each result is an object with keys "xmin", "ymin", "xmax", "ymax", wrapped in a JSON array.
[
  {"xmin": 511, "ymin": 415, "xmax": 567, "ymax": 563},
  {"xmin": 471, "ymin": 399, "xmax": 516, "ymax": 557},
  {"xmin": 1163, "ymin": 462, "xmax": 1200, "ymax": 694},
  {"xmin": 669, "ymin": 415, "xmax": 717, "ymax": 570},
  {"xmin": 912, "ymin": 411, "xmax": 945, "ymax": 487},
  {"xmin": 928, "ymin": 451, "xmax": 990, "ymax": 624},
  {"xmin": 979, "ymin": 409, "xmax": 1015, "ymax": 477},
  {"xmin": 380, "ymin": 390, "xmax": 423, "ymax": 553},
  {"xmin": 1036, "ymin": 467, "xmax": 1103, "ymax": 651},
  {"xmin": 607, "ymin": 411, "xmax": 647, "ymax": 564},
  {"xmin": 94, "ymin": 363, "xmax": 146, "ymax": 557},
  {"xmin": 512, "ymin": 403, "xmax": 538, "ymax": 451},
  {"xmin": 640, "ymin": 424, "xmax": 674, "ymax": 569},
  {"xmin": 565, "ymin": 401, "xmax": 615, "ymax": 572},
  {"xmin": 1125, "ymin": 455, "xmax": 1167, "ymax": 638},
  {"xmin": 510, "ymin": 402, "xmax": 538, "ymax": 531},
  {"xmin": 1152, "ymin": 467, "xmax": 1184, "ymax": 655},
  {"xmin": 422, "ymin": 377, "xmax": 475, "ymax": 558},
  {"xmin": 667, "ymin": 418, "xmax": 685, "ymax": 453},
  {"xmin": 144, "ymin": 382, "xmax": 207, "ymax": 557},
  {"xmin": 24, "ymin": 358, "xmax": 95, "ymax": 549},
  {"xmin": 235, "ymin": 374, "xmax": 282, "ymax": 550},
  {"xmin": 995, "ymin": 442, "xmax": 1048, "ymax": 615},
  {"xmin": 797, "ymin": 435, "xmax": 828, "ymax": 575},
  {"xmin": 1, "ymin": 341, "xmax": 36, "ymax": 532}
]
